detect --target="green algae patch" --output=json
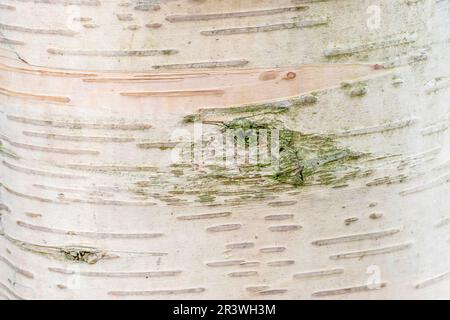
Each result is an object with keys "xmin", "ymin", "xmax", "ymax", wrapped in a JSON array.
[
  {"xmin": 199, "ymin": 117, "xmax": 367, "ymax": 188},
  {"xmin": 272, "ymin": 130, "xmax": 363, "ymax": 186},
  {"xmin": 179, "ymin": 98, "xmax": 370, "ymax": 191}
]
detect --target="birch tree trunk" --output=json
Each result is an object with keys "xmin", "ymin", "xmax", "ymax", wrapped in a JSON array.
[{"xmin": 0, "ymin": 0, "xmax": 449, "ymax": 300}]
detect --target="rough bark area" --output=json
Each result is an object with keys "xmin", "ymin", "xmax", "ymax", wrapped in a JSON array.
[{"xmin": 0, "ymin": 0, "xmax": 449, "ymax": 299}]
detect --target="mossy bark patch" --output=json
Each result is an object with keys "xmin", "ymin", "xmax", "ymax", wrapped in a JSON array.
[{"xmin": 188, "ymin": 117, "xmax": 368, "ymax": 188}]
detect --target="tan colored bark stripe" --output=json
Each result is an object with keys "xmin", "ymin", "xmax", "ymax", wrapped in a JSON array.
[
  {"xmin": 0, "ymin": 254, "xmax": 34, "ymax": 278},
  {"xmin": 121, "ymin": 89, "xmax": 225, "ymax": 97},
  {"xmin": 0, "ymin": 62, "xmax": 97, "ymax": 77},
  {"xmin": 0, "ymin": 37, "xmax": 24, "ymax": 45},
  {"xmin": 47, "ymin": 48, "xmax": 178, "ymax": 56},
  {"xmin": 294, "ymin": 268, "xmax": 345, "ymax": 279},
  {"xmin": 165, "ymin": 6, "xmax": 309, "ymax": 22},
  {"xmin": 48, "ymin": 267, "xmax": 181, "ymax": 278},
  {"xmin": 312, "ymin": 229, "xmax": 401, "ymax": 246},
  {"xmin": 313, "ymin": 283, "xmax": 387, "ymax": 297},
  {"xmin": 12, "ymin": 0, "xmax": 100, "ymax": 6},
  {"xmin": 201, "ymin": 19, "xmax": 328, "ymax": 36},
  {"xmin": 0, "ymin": 4, "xmax": 15, "ymax": 10},
  {"xmin": 16, "ymin": 221, "xmax": 164, "ymax": 239},
  {"xmin": 108, "ymin": 288, "xmax": 205, "ymax": 296},
  {"xmin": 0, "ymin": 23, "xmax": 77, "ymax": 36},
  {"xmin": 329, "ymin": 243, "xmax": 412, "ymax": 260},
  {"xmin": 0, "ymin": 86, "xmax": 70, "ymax": 103},
  {"xmin": 7, "ymin": 115, "xmax": 152, "ymax": 130}
]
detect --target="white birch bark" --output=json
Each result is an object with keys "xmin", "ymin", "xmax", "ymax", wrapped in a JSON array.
[{"xmin": 0, "ymin": 0, "xmax": 449, "ymax": 299}]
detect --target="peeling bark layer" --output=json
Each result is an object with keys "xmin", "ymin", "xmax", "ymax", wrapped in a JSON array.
[{"xmin": 0, "ymin": 0, "xmax": 449, "ymax": 299}]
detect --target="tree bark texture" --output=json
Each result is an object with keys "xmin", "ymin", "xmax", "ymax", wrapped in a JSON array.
[{"xmin": 0, "ymin": 0, "xmax": 449, "ymax": 299}]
